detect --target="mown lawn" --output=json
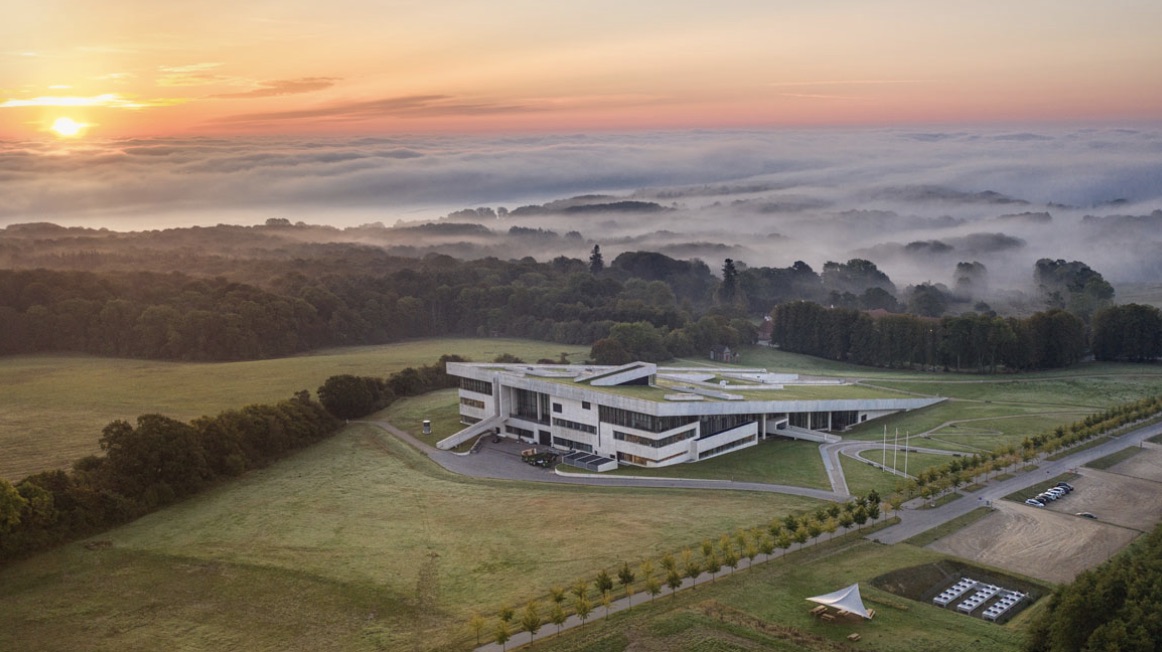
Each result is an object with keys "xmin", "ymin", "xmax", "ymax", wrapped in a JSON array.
[
  {"xmin": 591, "ymin": 436, "xmax": 830, "ymax": 489},
  {"xmin": 0, "ymin": 338, "xmax": 588, "ymax": 480},
  {"xmin": 0, "ymin": 422, "xmax": 823, "ymax": 652}
]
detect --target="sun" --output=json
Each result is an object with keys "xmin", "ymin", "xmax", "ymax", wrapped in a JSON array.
[{"xmin": 50, "ymin": 117, "xmax": 88, "ymax": 138}]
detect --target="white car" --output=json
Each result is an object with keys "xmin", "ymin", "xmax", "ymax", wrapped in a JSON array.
[{"xmin": 1025, "ymin": 498, "xmax": 1045, "ymax": 507}]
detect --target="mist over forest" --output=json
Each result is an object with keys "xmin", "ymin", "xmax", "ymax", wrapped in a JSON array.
[{"xmin": 3, "ymin": 126, "xmax": 1161, "ymax": 302}]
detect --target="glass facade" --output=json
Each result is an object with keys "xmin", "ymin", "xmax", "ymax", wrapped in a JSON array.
[
  {"xmin": 552, "ymin": 436, "xmax": 593, "ymax": 453},
  {"xmin": 513, "ymin": 388, "xmax": 549, "ymax": 423},
  {"xmin": 552, "ymin": 418, "xmax": 596, "ymax": 434},
  {"xmin": 599, "ymin": 406, "xmax": 697, "ymax": 433},
  {"xmin": 698, "ymin": 435, "xmax": 757, "ymax": 459},
  {"xmin": 698, "ymin": 413, "xmax": 757, "ymax": 438},
  {"xmin": 459, "ymin": 377, "xmax": 493, "ymax": 395},
  {"xmin": 613, "ymin": 428, "xmax": 695, "ymax": 448}
]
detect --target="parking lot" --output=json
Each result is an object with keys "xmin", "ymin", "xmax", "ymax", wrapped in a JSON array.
[{"xmin": 926, "ymin": 445, "xmax": 1162, "ymax": 584}]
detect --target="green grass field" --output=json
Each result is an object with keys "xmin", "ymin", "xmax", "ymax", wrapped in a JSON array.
[
  {"xmin": 575, "ymin": 437, "xmax": 831, "ymax": 489},
  {"xmin": 4, "ymin": 340, "xmax": 1161, "ymax": 650},
  {"xmin": 0, "ymin": 338, "xmax": 589, "ymax": 480},
  {"xmin": 0, "ymin": 421, "xmax": 823, "ymax": 652},
  {"xmin": 527, "ymin": 538, "xmax": 1028, "ymax": 652}
]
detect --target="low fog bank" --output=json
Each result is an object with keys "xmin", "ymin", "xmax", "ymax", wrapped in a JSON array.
[{"xmin": 3, "ymin": 126, "xmax": 1160, "ymax": 292}]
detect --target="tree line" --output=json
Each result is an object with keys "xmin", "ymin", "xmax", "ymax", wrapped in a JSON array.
[
  {"xmin": 1025, "ymin": 520, "xmax": 1162, "ymax": 651},
  {"xmin": 0, "ymin": 356, "xmax": 465, "ymax": 563},
  {"xmin": 889, "ymin": 396, "xmax": 1162, "ymax": 504},
  {"xmin": 468, "ymin": 490, "xmax": 890, "ymax": 648},
  {"xmin": 0, "ymin": 394, "xmax": 338, "ymax": 562},
  {"xmin": 771, "ymin": 302, "xmax": 1093, "ymax": 371}
]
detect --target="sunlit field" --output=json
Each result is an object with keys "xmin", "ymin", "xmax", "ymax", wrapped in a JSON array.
[
  {"xmin": 0, "ymin": 338, "xmax": 588, "ymax": 480},
  {"xmin": 0, "ymin": 422, "xmax": 820, "ymax": 651}
]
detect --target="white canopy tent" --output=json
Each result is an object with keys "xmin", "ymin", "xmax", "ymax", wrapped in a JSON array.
[{"xmin": 806, "ymin": 583, "xmax": 873, "ymax": 619}]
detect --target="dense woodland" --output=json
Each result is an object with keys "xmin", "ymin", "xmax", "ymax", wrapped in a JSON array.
[
  {"xmin": 1025, "ymin": 520, "xmax": 1162, "ymax": 652},
  {"xmin": 0, "ymin": 221, "xmax": 1158, "ymax": 369}
]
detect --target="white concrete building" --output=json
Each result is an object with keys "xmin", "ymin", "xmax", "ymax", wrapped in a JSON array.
[{"xmin": 442, "ymin": 361, "xmax": 943, "ymax": 469}]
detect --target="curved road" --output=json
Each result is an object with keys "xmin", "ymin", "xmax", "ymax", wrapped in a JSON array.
[
  {"xmin": 361, "ymin": 420, "xmax": 849, "ymax": 501},
  {"xmin": 364, "ymin": 416, "xmax": 1162, "ymax": 545}
]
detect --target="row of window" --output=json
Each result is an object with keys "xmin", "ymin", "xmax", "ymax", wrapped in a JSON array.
[
  {"xmin": 460, "ymin": 416, "xmax": 481, "ymax": 425},
  {"xmin": 506, "ymin": 425, "xmax": 533, "ymax": 438},
  {"xmin": 598, "ymin": 405, "xmax": 697, "ymax": 433},
  {"xmin": 613, "ymin": 428, "xmax": 696, "ymax": 449},
  {"xmin": 699, "ymin": 413, "xmax": 757, "ymax": 438},
  {"xmin": 460, "ymin": 397, "xmax": 485, "ymax": 409},
  {"xmin": 552, "ymin": 418, "xmax": 596, "ymax": 434},
  {"xmin": 460, "ymin": 377, "xmax": 493, "ymax": 395},
  {"xmin": 698, "ymin": 435, "xmax": 757, "ymax": 459},
  {"xmin": 552, "ymin": 436, "xmax": 593, "ymax": 453}
]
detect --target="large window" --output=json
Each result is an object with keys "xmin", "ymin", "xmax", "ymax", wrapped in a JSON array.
[
  {"xmin": 506, "ymin": 425, "xmax": 533, "ymax": 438},
  {"xmin": 513, "ymin": 388, "xmax": 549, "ymax": 423},
  {"xmin": 830, "ymin": 410, "xmax": 860, "ymax": 431},
  {"xmin": 459, "ymin": 377, "xmax": 493, "ymax": 395},
  {"xmin": 698, "ymin": 413, "xmax": 757, "ymax": 438},
  {"xmin": 599, "ymin": 406, "xmax": 696, "ymax": 433},
  {"xmin": 699, "ymin": 435, "xmax": 756, "ymax": 459},
  {"xmin": 552, "ymin": 436, "xmax": 592, "ymax": 453},
  {"xmin": 613, "ymin": 428, "xmax": 695, "ymax": 448},
  {"xmin": 460, "ymin": 397, "xmax": 485, "ymax": 409},
  {"xmin": 552, "ymin": 418, "xmax": 596, "ymax": 434}
]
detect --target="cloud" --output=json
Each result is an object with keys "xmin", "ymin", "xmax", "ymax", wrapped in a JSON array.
[
  {"xmin": 156, "ymin": 62, "xmax": 228, "ymax": 87},
  {"xmin": 214, "ymin": 94, "xmax": 543, "ymax": 125},
  {"xmin": 210, "ymin": 77, "xmax": 340, "ymax": 99},
  {"xmin": 1, "ymin": 126, "xmax": 1160, "ymax": 287},
  {"xmin": 0, "ymin": 93, "xmax": 183, "ymax": 109}
]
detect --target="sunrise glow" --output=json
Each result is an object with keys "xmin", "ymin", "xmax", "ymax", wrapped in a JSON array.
[
  {"xmin": 0, "ymin": 1, "xmax": 1159, "ymax": 139},
  {"xmin": 50, "ymin": 117, "xmax": 87, "ymax": 138}
]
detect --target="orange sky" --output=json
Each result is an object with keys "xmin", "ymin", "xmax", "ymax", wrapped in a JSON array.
[{"xmin": 3, "ymin": 1, "xmax": 1161, "ymax": 139}]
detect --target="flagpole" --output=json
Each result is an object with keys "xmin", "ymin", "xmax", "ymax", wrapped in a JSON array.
[
  {"xmin": 893, "ymin": 428, "xmax": 899, "ymax": 475},
  {"xmin": 904, "ymin": 431, "xmax": 910, "ymax": 478},
  {"xmin": 882, "ymin": 425, "xmax": 887, "ymax": 471}
]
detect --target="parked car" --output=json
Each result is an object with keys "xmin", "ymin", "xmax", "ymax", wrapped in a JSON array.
[
  {"xmin": 1025, "ymin": 498, "xmax": 1045, "ymax": 507},
  {"xmin": 1056, "ymin": 482, "xmax": 1074, "ymax": 492},
  {"xmin": 1036, "ymin": 493, "xmax": 1056, "ymax": 502},
  {"xmin": 1045, "ymin": 487, "xmax": 1066, "ymax": 498},
  {"xmin": 1076, "ymin": 512, "xmax": 1097, "ymax": 519}
]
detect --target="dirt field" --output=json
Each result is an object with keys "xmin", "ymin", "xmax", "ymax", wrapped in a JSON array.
[
  {"xmin": 1106, "ymin": 442, "xmax": 1162, "ymax": 482},
  {"xmin": 927, "ymin": 446, "xmax": 1162, "ymax": 584}
]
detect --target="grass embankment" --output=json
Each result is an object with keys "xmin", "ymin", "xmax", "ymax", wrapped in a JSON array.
[
  {"xmin": 528, "ymin": 541, "xmax": 1025, "ymax": 652},
  {"xmin": 905, "ymin": 508, "xmax": 994, "ymax": 547},
  {"xmin": 1085, "ymin": 447, "xmax": 1144, "ymax": 470},
  {"xmin": 0, "ymin": 338, "xmax": 588, "ymax": 480},
  {"xmin": 0, "ymin": 421, "xmax": 822, "ymax": 652},
  {"xmin": 582, "ymin": 437, "xmax": 830, "ymax": 489}
]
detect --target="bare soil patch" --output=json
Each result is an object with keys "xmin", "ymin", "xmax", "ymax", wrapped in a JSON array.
[
  {"xmin": 927, "ymin": 446, "xmax": 1162, "ymax": 584},
  {"xmin": 926, "ymin": 501, "xmax": 1138, "ymax": 584},
  {"xmin": 1105, "ymin": 442, "xmax": 1162, "ymax": 482},
  {"xmin": 1043, "ymin": 467, "xmax": 1162, "ymax": 531}
]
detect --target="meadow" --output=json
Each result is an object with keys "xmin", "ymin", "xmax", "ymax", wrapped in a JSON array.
[
  {"xmin": 0, "ymin": 338, "xmax": 589, "ymax": 480},
  {"xmin": 0, "ymin": 419, "xmax": 822, "ymax": 651},
  {"xmin": 3, "ymin": 340, "xmax": 1161, "ymax": 650},
  {"xmin": 522, "ymin": 537, "xmax": 1030, "ymax": 652}
]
